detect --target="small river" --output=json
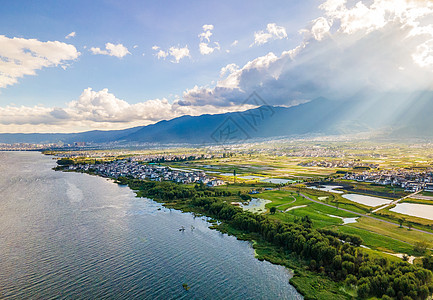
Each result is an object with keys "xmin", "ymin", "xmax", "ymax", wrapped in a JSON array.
[{"xmin": 0, "ymin": 152, "xmax": 301, "ymax": 299}]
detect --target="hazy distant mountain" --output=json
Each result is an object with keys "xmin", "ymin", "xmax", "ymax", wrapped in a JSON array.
[{"xmin": 1, "ymin": 95, "xmax": 433, "ymax": 145}]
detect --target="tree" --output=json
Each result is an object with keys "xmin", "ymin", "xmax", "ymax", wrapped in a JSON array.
[
  {"xmin": 358, "ymin": 283, "xmax": 371, "ymax": 298},
  {"xmin": 270, "ymin": 206, "xmax": 277, "ymax": 214},
  {"xmin": 422, "ymin": 255, "xmax": 433, "ymax": 271},
  {"xmin": 57, "ymin": 158, "xmax": 74, "ymax": 166},
  {"xmin": 399, "ymin": 218, "xmax": 404, "ymax": 228},
  {"xmin": 414, "ymin": 241, "xmax": 428, "ymax": 255}
]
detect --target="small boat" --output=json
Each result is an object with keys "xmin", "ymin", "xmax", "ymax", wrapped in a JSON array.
[
  {"xmin": 179, "ymin": 226, "xmax": 185, "ymax": 232},
  {"xmin": 182, "ymin": 283, "xmax": 190, "ymax": 291}
]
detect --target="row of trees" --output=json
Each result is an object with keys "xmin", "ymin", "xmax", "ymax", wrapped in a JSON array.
[
  {"xmin": 126, "ymin": 179, "xmax": 433, "ymax": 299},
  {"xmin": 128, "ymin": 180, "xmax": 234, "ymax": 201}
]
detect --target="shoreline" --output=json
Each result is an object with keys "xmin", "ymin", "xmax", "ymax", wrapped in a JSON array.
[
  {"xmin": 55, "ymin": 166, "xmax": 353, "ymax": 299},
  {"xmin": 54, "ymin": 160, "xmax": 433, "ymax": 299}
]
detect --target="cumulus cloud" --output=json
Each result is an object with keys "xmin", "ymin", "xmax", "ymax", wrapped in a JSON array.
[
  {"xmin": 181, "ymin": 0, "xmax": 433, "ymax": 109},
  {"xmin": 199, "ymin": 42, "xmax": 220, "ymax": 55},
  {"xmin": 198, "ymin": 24, "xmax": 214, "ymax": 42},
  {"xmin": 198, "ymin": 24, "xmax": 220, "ymax": 55},
  {"xmin": 65, "ymin": 32, "xmax": 76, "ymax": 39},
  {"xmin": 90, "ymin": 43, "xmax": 131, "ymax": 58},
  {"xmin": 0, "ymin": 88, "xmax": 242, "ymax": 132},
  {"xmin": 0, "ymin": 35, "xmax": 80, "ymax": 89},
  {"xmin": 152, "ymin": 45, "xmax": 190, "ymax": 63},
  {"xmin": 252, "ymin": 23, "xmax": 287, "ymax": 46},
  {"xmin": 169, "ymin": 46, "xmax": 190, "ymax": 62}
]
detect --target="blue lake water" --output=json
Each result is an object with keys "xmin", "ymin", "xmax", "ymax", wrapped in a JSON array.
[{"xmin": 0, "ymin": 151, "xmax": 301, "ymax": 299}]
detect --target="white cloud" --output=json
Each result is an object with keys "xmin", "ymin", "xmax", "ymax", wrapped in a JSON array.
[
  {"xmin": 153, "ymin": 45, "xmax": 190, "ymax": 63},
  {"xmin": 252, "ymin": 23, "xmax": 287, "ymax": 46},
  {"xmin": 199, "ymin": 42, "xmax": 220, "ymax": 55},
  {"xmin": 156, "ymin": 49, "xmax": 168, "ymax": 59},
  {"xmin": 198, "ymin": 24, "xmax": 214, "ymax": 42},
  {"xmin": 90, "ymin": 43, "xmax": 131, "ymax": 58},
  {"xmin": 0, "ymin": 35, "xmax": 80, "ymax": 89},
  {"xmin": 310, "ymin": 17, "xmax": 331, "ymax": 41},
  {"xmin": 220, "ymin": 63, "xmax": 239, "ymax": 78},
  {"xmin": 169, "ymin": 46, "xmax": 190, "ymax": 63},
  {"xmin": 107, "ymin": 3, "xmax": 433, "ymax": 125},
  {"xmin": 202, "ymin": 24, "xmax": 214, "ymax": 32},
  {"xmin": 0, "ymin": 88, "xmax": 240, "ymax": 132},
  {"xmin": 65, "ymin": 32, "xmax": 76, "ymax": 39},
  {"xmin": 231, "ymin": 40, "xmax": 239, "ymax": 47},
  {"xmin": 198, "ymin": 24, "xmax": 220, "ymax": 55},
  {"xmin": 180, "ymin": 0, "xmax": 433, "ymax": 110}
]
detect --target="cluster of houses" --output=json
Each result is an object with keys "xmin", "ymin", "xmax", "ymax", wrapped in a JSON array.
[
  {"xmin": 57, "ymin": 151, "xmax": 216, "ymax": 162},
  {"xmin": 285, "ymin": 148, "xmax": 345, "ymax": 158},
  {"xmin": 344, "ymin": 169, "xmax": 433, "ymax": 192},
  {"xmin": 67, "ymin": 160, "xmax": 225, "ymax": 186},
  {"xmin": 299, "ymin": 160, "xmax": 379, "ymax": 169}
]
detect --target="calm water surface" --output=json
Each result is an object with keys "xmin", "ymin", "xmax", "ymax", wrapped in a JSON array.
[
  {"xmin": 342, "ymin": 194, "xmax": 391, "ymax": 207},
  {"xmin": 390, "ymin": 203, "xmax": 433, "ymax": 221},
  {"xmin": 0, "ymin": 152, "xmax": 301, "ymax": 299}
]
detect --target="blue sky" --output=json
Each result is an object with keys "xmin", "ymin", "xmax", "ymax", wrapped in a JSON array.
[{"xmin": 1, "ymin": 0, "xmax": 433, "ymax": 133}]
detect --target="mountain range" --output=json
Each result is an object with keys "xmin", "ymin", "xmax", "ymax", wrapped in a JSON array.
[{"xmin": 1, "ymin": 95, "xmax": 433, "ymax": 145}]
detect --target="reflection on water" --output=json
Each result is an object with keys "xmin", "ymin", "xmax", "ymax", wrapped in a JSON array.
[{"xmin": 0, "ymin": 152, "xmax": 302, "ymax": 299}]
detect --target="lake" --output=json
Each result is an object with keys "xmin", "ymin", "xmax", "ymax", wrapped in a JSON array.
[
  {"xmin": 342, "ymin": 194, "xmax": 391, "ymax": 207},
  {"xmin": 390, "ymin": 203, "xmax": 433, "ymax": 221},
  {"xmin": 0, "ymin": 152, "xmax": 302, "ymax": 299}
]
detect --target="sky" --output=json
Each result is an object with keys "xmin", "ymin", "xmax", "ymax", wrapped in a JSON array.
[{"xmin": 1, "ymin": 0, "xmax": 433, "ymax": 133}]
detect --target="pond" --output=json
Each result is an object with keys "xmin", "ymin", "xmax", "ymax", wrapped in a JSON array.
[
  {"xmin": 307, "ymin": 185, "xmax": 344, "ymax": 194},
  {"xmin": 390, "ymin": 203, "xmax": 433, "ymax": 221},
  {"xmin": 261, "ymin": 178, "xmax": 295, "ymax": 184},
  {"xmin": 240, "ymin": 198, "xmax": 272, "ymax": 214},
  {"xmin": 342, "ymin": 194, "xmax": 391, "ymax": 207}
]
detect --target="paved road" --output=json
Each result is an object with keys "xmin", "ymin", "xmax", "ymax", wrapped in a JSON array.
[
  {"xmin": 299, "ymin": 193, "xmax": 433, "ymax": 236},
  {"xmin": 275, "ymin": 195, "xmax": 297, "ymax": 208},
  {"xmin": 371, "ymin": 190, "xmax": 422, "ymax": 213}
]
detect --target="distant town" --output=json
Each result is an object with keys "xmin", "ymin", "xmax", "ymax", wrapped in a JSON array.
[{"xmin": 344, "ymin": 169, "xmax": 433, "ymax": 192}]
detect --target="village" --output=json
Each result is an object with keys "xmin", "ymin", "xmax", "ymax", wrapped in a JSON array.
[
  {"xmin": 299, "ymin": 159, "xmax": 379, "ymax": 169},
  {"xmin": 67, "ymin": 159, "xmax": 225, "ymax": 187},
  {"xmin": 344, "ymin": 168, "xmax": 433, "ymax": 192}
]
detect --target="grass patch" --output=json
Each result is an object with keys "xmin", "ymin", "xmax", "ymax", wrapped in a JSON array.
[
  {"xmin": 348, "ymin": 217, "xmax": 433, "ymax": 249},
  {"xmin": 333, "ymin": 224, "xmax": 416, "ymax": 255}
]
